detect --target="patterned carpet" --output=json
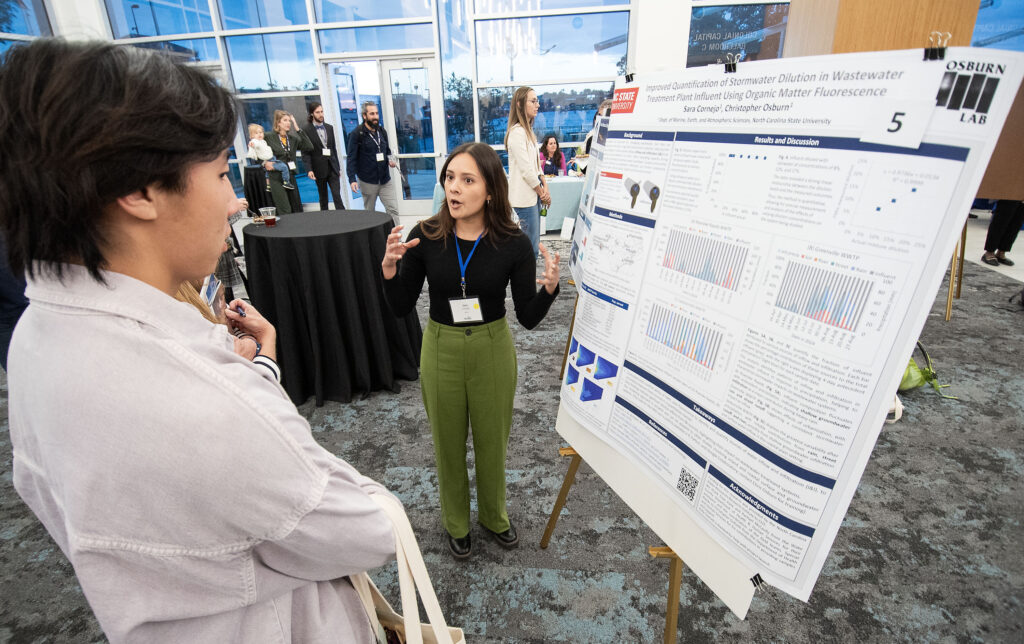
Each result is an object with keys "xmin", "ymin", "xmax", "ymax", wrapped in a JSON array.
[{"xmin": 2, "ymin": 239, "xmax": 1022, "ymax": 642}]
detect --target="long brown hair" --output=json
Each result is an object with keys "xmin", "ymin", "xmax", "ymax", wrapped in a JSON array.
[
  {"xmin": 421, "ymin": 142, "xmax": 521, "ymax": 245},
  {"xmin": 503, "ymin": 86, "xmax": 536, "ymax": 148},
  {"xmin": 540, "ymin": 133, "xmax": 563, "ymax": 165}
]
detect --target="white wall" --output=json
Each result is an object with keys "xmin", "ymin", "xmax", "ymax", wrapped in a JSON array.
[{"xmin": 632, "ymin": 0, "xmax": 692, "ymax": 76}]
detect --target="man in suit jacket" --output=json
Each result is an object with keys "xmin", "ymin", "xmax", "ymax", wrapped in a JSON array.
[{"xmin": 301, "ymin": 102, "xmax": 345, "ymax": 210}]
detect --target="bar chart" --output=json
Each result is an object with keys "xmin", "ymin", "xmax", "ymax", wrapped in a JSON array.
[
  {"xmin": 774, "ymin": 260, "xmax": 872, "ymax": 332},
  {"xmin": 644, "ymin": 303, "xmax": 724, "ymax": 372},
  {"xmin": 661, "ymin": 229, "xmax": 749, "ymax": 292}
]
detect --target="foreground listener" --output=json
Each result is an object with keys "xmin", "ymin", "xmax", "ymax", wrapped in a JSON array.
[
  {"xmin": 382, "ymin": 142, "xmax": 561, "ymax": 559},
  {"xmin": 0, "ymin": 39, "xmax": 398, "ymax": 643}
]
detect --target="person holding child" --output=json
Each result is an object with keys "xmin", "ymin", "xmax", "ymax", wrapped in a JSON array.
[
  {"xmin": 264, "ymin": 110, "xmax": 314, "ymax": 214},
  {"xmin": 246, "ymin": 123, "xmax": 296, "ymax": 191}
]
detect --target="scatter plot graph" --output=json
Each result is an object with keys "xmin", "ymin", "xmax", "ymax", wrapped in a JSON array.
[
  {"xmin": 644, "ymin": 304, "xmax": 723, "ymax": 371},
  {"xmin": 662, "ymin": 230, "xmax": 749, "ymax": 291},
  {"xmin": 774, "ymin": 261, "xmax": 872, "ymax": 332}
]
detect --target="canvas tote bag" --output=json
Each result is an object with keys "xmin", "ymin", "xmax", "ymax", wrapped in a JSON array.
[{"xmin": 352, "ymin": 494, "xmax": 466, "ymax": 644}]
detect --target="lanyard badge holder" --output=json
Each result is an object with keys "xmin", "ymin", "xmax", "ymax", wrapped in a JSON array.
[{"xmin": 449, "ymin": 234, "xmax": 485, "ymax": 324}]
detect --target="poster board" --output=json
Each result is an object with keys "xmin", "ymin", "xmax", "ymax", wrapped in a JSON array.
[{"xmin": 556, "ymin": 47, "xmax": 1023, "ymax": 615}]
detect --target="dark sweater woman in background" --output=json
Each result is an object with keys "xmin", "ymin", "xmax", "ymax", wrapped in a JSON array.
[
  {"xmin": 264, "ymin": 110, "xmax": 313, "ymax": 214},
  {"xmin": 539, "ymin": 133, "xmax": 566, "ymax": 176},
  {"xmin": 382, "ymin": 142, "xmax": 561, "ymax": 559}
]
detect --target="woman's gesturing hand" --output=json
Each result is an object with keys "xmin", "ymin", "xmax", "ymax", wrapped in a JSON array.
[
  {"xmin": 537, "ymin": 243, "xmax": 561, "ymax": 295},
  {"xmin": 382, "ymin": 226, "xmax": 421, "ymax": 280}
]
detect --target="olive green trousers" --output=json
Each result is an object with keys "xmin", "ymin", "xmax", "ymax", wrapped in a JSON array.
[{"xmin": 420, "ymin": 317, "xmax": 517, "ymax": 539}]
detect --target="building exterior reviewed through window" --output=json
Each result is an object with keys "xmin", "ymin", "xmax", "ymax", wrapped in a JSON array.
[{"xmin": 6, "ymin": 2, "xmax": 807, "ymax": 211}]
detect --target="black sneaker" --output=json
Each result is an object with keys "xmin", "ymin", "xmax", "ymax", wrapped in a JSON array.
[
  {"xmin": 484, "ymin": 523, "xmax": 519, "ymax": 549},
  {"xmin": 447, "ymin": 533, "xmax": 471, "ymax": 559},
  {"xmin": 283, "ymin": 182, "xmax": 296, "ymax": 191}
]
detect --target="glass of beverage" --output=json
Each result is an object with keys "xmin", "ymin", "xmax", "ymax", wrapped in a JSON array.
[{"xmin": 257, "ymin": 206, "xmax": 275, "ymax": 225}]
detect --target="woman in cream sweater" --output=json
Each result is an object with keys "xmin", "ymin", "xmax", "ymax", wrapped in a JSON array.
[{"xmin": 504, "ymin": 86, "xmax": 550, "ymax": 256}]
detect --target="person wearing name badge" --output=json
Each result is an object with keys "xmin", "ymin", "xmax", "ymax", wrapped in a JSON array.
[
  {"xmin": 265, "ymin": 109, "xmax": 313, "ymax": 215},
  {"xmin": 506, "ymin": 86, "xmax": 550, "ymax": 256},
  {"xmin": 347, "ymin": 101, "xmax": 399, "ymax": 224},
  {"xmin": 381, "ymin": 142, "xmax": 561, "ymax": 559},
  {"xmin": 301, "ymin": 102, "xmax": 346, "ymax": 211}
]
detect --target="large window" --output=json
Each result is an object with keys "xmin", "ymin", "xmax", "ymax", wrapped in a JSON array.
[
  {"xmin": 226, "ymin": 32, "xmax": 318, "ymax": 92},
  {"xmin": 219, "ymin": 0, "xmax": 309, "ymax": 30},
  {"xmin": 437, "ymin": 0, "xmax": 475, "ymax": 152},
  {"xmin": 686, "ymin": 3, "xmax": 789, "ymax": 68},
  {"xmin": 318, "ymin": 23, "xmax": 433, "ymax": 54},
  {"xmin": 314, "ymin": 0, "xmax": 433, "ymax": 23},
  {"xmin": 475, "ymin": 12, "xmax": 628, "ymax": 84},
  {"xmin": 477, "ymin": 81, "xmax": 614, "ymax": 146},
  {"xmin": 239, "ymin": 95, "xmax": 322, "ymax": 203},
  {"xmin": 475, "ymin": 0, "xmax": 624, "ymax": 11},
  {"xmin": 0, "ymin": 0, "xmax": 51, "ymax": 36},
  {"xmin": 131, "ymin": 37, "xmax": 219, "ymax": 62},
  {"xmin": 105, "ymin": 0, "xmax": 214, "ymax": 39}
]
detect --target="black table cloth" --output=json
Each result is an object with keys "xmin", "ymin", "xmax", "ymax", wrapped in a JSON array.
[
  {"xmin": 242, "ymin": 165, "xmax": 274, "ymax": 211},
  {"xmin": 243, "ymin": 210, "xmax": 421, "ymax": 406}
]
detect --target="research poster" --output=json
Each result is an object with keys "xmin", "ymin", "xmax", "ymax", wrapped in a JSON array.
[
  {"xmin": 558, "ymin": 48, "xmax": 1023, "ymax": 601},
  {"xmin": 568, "ymin": 116, "xmax": 609, "ymax": 283}
]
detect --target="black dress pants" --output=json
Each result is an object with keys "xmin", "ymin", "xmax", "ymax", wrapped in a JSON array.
[
  {"xmin": 984, "ymin": 200, "xmax": 1024, "ymax": 253},
  {"xmin": 316, "ymin": 172, "xmax": 345, "ymax": 211}
]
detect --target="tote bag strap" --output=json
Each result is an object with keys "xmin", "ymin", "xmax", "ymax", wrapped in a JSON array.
[
  {"xmin": 371, "ymin": 493, "xmax": 456, "ymax": 644},
  {"xmin": 350, "ymin": 572, "xmax": 389, "ymax": 643}
]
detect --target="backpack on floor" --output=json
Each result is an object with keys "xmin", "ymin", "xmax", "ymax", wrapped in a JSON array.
[{"xmin": 898, "ymin": 341, "xmax": 956, "ymax": 399}]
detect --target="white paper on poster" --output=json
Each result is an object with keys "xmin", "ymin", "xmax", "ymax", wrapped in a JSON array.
[{"xmin": 556, "ymin": 47, "xmax": 1024, "ymax": 610}]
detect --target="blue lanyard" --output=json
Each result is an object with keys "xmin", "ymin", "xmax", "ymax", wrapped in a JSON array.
[{"xmin": 455, "ymin": 233, "xmax": 483, "ymax": 298}]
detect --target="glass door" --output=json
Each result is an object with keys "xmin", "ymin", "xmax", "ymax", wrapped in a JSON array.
[
  {"xmin": 379, "ymin": 58, "xmax": 446, "ymax": 217},
  {"xmin": 324, "ymin": 58, "xmax": 446, "ymax": 219}
]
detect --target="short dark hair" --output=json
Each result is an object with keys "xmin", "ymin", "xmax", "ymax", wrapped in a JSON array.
[
  {"xmin": 307, "ymin": 101, "xmax": 322, "ymax": 123},
  {"xmin": 361, "ymin": 101, "xmax": 377, "ymax": 118},
  {"xmin": 0, "ymin": 39, "xmax": 237, "ymax": 283},
  {"xmin": 421, "ymin": 142, "xmax": 521, "ymax": 245}
]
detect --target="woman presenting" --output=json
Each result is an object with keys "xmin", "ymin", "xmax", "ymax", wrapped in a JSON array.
[
  {"xmin": 505, "ymin": 86, "xmax": 550, "ymax": 256},
  {"xmin": 265, "ymin": 110, "xmax": 313, "ymax": 214},
  {"xmin": 382, "ymin": 142, "xmax": 560, "ymax": 559}
]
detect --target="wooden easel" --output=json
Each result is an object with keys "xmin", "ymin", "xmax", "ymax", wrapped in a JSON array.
[
  {"xmin": 539, "ymin": 297, "xmax": 695, "ymax": 643},
  {"xmin": 944, "ymin": 221, "xmax": 968, "ymax": 321}
]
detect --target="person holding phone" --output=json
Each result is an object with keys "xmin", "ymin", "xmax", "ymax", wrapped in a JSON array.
[{"xmin": 1, "ymin": 39, "xmax": 398, "ymax": 642}]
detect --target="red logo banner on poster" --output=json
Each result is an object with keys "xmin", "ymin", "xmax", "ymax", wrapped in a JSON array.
[{"xmin": 611, "ymin": 88, "xmax": 639, "ymax": 114}]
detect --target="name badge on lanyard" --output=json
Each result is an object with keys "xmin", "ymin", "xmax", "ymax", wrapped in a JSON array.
[
  {"xmin": 370, "ymin": 129, "xmax": 385, "ymax": 163},
  {"xmin": 287, "ymin": 161, "xmax": 297, "ymax": 170},
  {"xmin": 323, "ymin": 148, "xmax": 331, "ymax": 156},
  {"xmin": 449, "ymin": 233, "xmax": 484, "ymax": 324}
]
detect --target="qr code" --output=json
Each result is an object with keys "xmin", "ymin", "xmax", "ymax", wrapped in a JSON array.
[{"xmin": 676, "ymin": 469, "xmax": 698, "ymax": 501}]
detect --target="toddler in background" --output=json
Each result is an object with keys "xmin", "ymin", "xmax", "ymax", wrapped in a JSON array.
[{"xmin": 247, "ymin": 123, "xmax": 295, "ymax": 191}]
